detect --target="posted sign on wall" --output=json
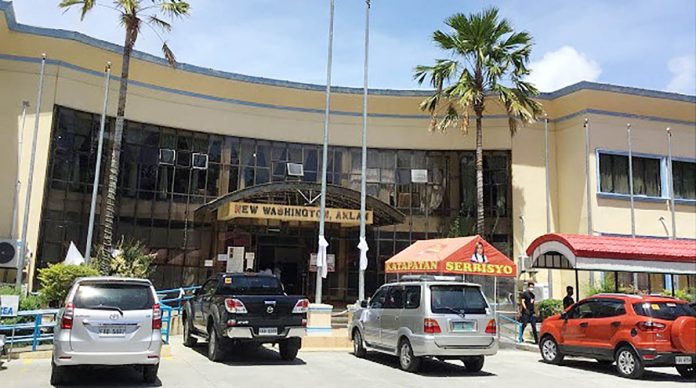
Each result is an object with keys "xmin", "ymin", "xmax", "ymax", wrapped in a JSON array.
[
  {"xmin": 218, "ymin": 202, "xmax": 373, "ymax": 225},
  {"xmin": 0, "ymin": 295, "xmax": 19, "ymax": 317}
]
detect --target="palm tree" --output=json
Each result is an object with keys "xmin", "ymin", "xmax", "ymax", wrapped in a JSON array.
[
  {"xmin": 414, "ymin": 7, "xmax": 542, "ymax": 237},
  {"xmin": 59, "ymin": 0, "xmax": 190, "ymax": 271}
]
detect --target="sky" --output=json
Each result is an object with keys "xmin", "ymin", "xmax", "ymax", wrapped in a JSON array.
[{"xmin": 9, "ymin": 0, "xmax": 696, "ymax": 94}]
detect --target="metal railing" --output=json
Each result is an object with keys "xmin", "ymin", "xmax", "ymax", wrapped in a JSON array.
[
  {"xmin": 497, "ymin": 312, "xmax": 521, "ymax": 343},
  {"xmin": 0, "ymin": 309, "xmax": 59, "ymax": 352},
  {"xmin": 155, "ymin": 286, "xmax": 200, "ymax": 343}
]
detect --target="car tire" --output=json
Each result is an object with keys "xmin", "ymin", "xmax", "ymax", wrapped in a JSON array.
[
  {"xmin": 540, "ymin": 336, "xmax": 564, "ymax": 365},
  {"xmin": 676, "ymin": 364, "xmax": 696, "ymax": 379},
  {"xmin": 279, "ymin": 338, "xmax": 301, "ymax": 361},
  {"xmin": 207, "ymin": 324, "xmax": 226, "ymax": 362},
  {"xmin": 398, "ymin": 339, "xmax": 422, "ymax": 373},
  {"xmin": 462, "ymin": 355, "xmax": 485, "ymax": 372},
  {"xmin": 182, "ymin": 315, "xmax": 197, "ymax": 348},
  {"xmin": 615, "ymin": 345, "xmax": 644, "ymax": 379},
  {"xmin": 143, "ymin": 364, "xmax": 159, "ymax": 384},
  {"xmin": 50, "ymin": 361, "xmax": 65, "ymax": 386},
  {"xmin": 352, "ymin": 330, "xmax": 367, "ymax": 358}
]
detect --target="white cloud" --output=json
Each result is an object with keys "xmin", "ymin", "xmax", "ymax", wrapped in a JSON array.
[
  {"xmin": 527, "ymin": 46, "xmax": 602, "ymax": 92},
  {"xmin": 666, "ymin": 55, "xmax": 696, "ymax": 95}
]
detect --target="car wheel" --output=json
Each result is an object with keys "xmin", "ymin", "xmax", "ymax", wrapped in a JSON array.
[
  {"xmin": 398, "ymin": 339, "xmax": 421, "ymax": 373},
  {"xmin": 461, "ymin": 355, "xmax": 485, "ymax": 372},
  {"xmin": 279, "ymin": 338, "xmax": 301, "ymax": 361},
  {"xmin": 540, "ymin": 336, "xmax": 564, "ymax": 365},
  {"xmin": 207, "ymin": 324, "xmax": 225, "ymax": 362},
  {"xmin": 182, "ymin": 316, "xmax": 197, "ymax": 348},
  {"xmin": 352, "ymin": 330, "xmax": 367, "ymax": 358},
  {"xmin": 143, "ymin": 364, "xmax": 159, "ymax": 384},
  {"xmin": 676, "ymin": 364, "xmax": 696, "ymax": 379},
  {"xmin": 50, "ymin": 361, "xmax": 65, "ymax": 386},
  {"xmin": 615, "ymin": 345, "xmax": 644, "ymax": 379}
]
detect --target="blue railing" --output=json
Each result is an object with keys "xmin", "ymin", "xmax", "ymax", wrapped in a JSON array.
[
  {"xmin": 0, "ymin": 309, "xmax": 59, "ymax": 351},
  {"xmin": 155, "ymin": 286, "xmax": 200, "ymax": 344},
  {"xmin": 497, "ymin": 312, "xmax": 522, "ymax": 343}
]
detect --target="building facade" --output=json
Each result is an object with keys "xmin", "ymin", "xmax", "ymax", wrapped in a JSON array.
[{"xmin": 0, "ymin": 2, "xmax": 694, "ymax": 301}]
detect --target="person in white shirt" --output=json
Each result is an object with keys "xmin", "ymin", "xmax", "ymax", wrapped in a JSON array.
[{"xmin": 470, "ymin": 242, "xmax": 488, "ymax": 263}]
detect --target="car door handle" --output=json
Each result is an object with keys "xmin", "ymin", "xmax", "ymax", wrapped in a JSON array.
[
  {"xmin": 579, "ymin": 322, "xmax": 588, "ymax": 328},
  {"xmin": 611, "ymin": 321, "xmax": 620, "ymax": 328}
]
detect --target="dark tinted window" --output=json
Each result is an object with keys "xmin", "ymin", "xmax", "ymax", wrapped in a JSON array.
[
  {"xmin": 633, "ymin": 302, "xmax": 696, "ymax": 321},
  {"xmin": 384, "ymin": 287, "xmax": 404, "ymax": 309},
  {"xmin": 430, "ymin": 285, "xmax": 488, "ymax": 315},
  {"xmin": 568, "ymin": 301, "xmax": 599, "ymax": 319},
  {"xmin": 73, "ymin": 283, "xmax": 154, "ymax": 311},
  {"xmin": 404, "ymin": 286, "xmax": 421, "ymax": 309},
  {"xmin": 217, "ymin": 275, "xmax": 283, "ymax": 296},
  {"xmin": 369, "ymin": 287, "xmax": 389, "ymax": 309},
  {"xmin": 595, "ymin": 299, "xmax": 626, "ymax": 318}
]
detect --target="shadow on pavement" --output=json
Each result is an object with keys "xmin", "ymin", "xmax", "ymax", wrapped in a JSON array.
[
  {"xmin": 538, "ymin": 358, "xmax": 692, "ymax": 383},
  {"xmin": 361, "ymin": 352, "xmax": 497, "ymax": 377},
  {"xmin": 53, "ymin": 365, "xmax": 162, "ymax": 387},
  {"xmin": 191, "ymin": 343, "xmax": 307, "ymax": 366}
]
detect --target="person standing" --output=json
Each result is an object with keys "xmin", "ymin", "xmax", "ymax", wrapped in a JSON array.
[
  {"xmin": 518, "ymin": 282, "xmax": 539, "ymax": 344},
  {"xmin": 563, "ymin": 286, "xmax": 575, "ymax": 309}
]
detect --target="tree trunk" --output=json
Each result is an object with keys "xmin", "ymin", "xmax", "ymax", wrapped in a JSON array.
[
  {"xmin": 99, "ymin": 23, "xmax": 138, "ymax": 273},
  {"xmin": 475, "ymin": 111, "xmax": 484, "ymax": 236}
]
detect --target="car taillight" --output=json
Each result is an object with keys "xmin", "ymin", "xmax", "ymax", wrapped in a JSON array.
[
  {"xmin": 485, "ymin": 319, "xmax": 497, "ymax": 334},
  {"xmin": 61, "ymin": 302, "xmax": 74, "ymax": 330},
  {"xmin": 225, "ymin": 298, "xmax": 248, "ymax": 314},
  {"xmin": 424, "ymin": 318, "xmax": 441, "ymax": 334},
  {"xmin": 292, "ymin": 299, "xmax": 310, "ymax": 314},
  {"xmin": 636, "ymin": 321, "xmax": 666, "ymax": 332},
  {"xmin": 152, "ymin": 303, "xmax": 162, "ymax": 330}
]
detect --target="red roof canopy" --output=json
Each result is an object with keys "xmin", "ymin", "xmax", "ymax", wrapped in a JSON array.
[{"xmin": 385, "ymin": 235, "xmax": 517, "ymax": 277}]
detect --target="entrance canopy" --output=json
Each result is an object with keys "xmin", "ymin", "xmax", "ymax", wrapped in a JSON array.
[
  {"xmin": 526, "ymin": 233, "xmax": 696, "ymax": 275},
  {"xmin": 194, "ymin": 182, "xmax": 405, "ymax": 227},
  {"xmin": 385, "ymin": 235, "xmax": 517, "ymax": 277}
]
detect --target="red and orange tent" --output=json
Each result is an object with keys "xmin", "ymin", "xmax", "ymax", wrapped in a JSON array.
[{"xmin": 384, "ymin": 235, "xmax": 517, "ymax": 277}]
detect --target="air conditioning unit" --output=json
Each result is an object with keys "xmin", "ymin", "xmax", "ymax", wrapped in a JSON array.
[
  {"xmin": 159, "ymin": 148, "xmax": 176, "ymax": 165},
  {"xmin": 0, "ymin": 239, "xmax": 19, "ymax": 269},
  {"xmin": 286, "ymin": 163, "xmax": 304, "ymax": 177},
  {"xmin": 192, "ymin": 153, "xmax": 209, "ymax": 170}
]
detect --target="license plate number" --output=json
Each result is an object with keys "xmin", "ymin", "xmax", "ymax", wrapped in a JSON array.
[
  {"xmin": 98, "ymin": 326, "xmax": 126, "ymax": 337},
  {"xmin": 452, "ymin": 321, "xmax": 476, "ymax": 332},
  {"xmin": 258, "ymin": 327, "xmax": 278, "ymax": 336},
  {"xmin": 676, "ymin": 356, "xmax": 692, "ymax": 365}
]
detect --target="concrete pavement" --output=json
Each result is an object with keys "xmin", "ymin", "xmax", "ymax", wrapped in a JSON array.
[{"xmin": 0, "ymin": 338, "xmax": 689, "ymax": 388}]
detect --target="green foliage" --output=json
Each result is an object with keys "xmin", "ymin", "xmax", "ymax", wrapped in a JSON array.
[
  {"xmin": 37, "ymin": 263, "xmax": 99, "ymax": 306},
  {"xmin": 587, "ymin": 276, "xmax": 617, "ymax": 296},
  {"xmin": 94, "ymin": 238, "xmax": 156, "ymax": 279},
  {"xmin": 0, "ymin": 286, "xmax": 46, "ymax": 324},
  {"xmin": 661, "ymin": 288, "xmax": 696, "ymax": 303},
  {"xmin": 538, "ymin": 299, "xmax": 564, "ymax": 320}
]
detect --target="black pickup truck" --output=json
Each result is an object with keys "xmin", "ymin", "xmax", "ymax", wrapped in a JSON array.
[{"xmin": 182, "ymin": 273, "xmax": 309, "ymax": 362}]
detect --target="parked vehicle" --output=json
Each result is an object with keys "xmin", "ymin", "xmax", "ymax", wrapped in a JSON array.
[
  {"xmin": 182, "ymin": 273, "xmax": 308, "ymax": 362},
  {"xmin": 52, "ymin": 277, "xmax": 163, "ymax": 385},
  {"xmin": 539, "ymin": 293, "xmax": 696, "ymax": 379},
  {"xmin": 348, "ymin": 275, "xmax": 498, "ymax": 373}
]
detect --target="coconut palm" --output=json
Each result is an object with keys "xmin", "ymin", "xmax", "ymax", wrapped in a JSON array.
[
  {"xmin": 58, "ymin": 0, "xmax": 190, "ymax": 271},
  {"xmin": 414, "ymin": 7, "xmax": 542, "ymax": 237}
]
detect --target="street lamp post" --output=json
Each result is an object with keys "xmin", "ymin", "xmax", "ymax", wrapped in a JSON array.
[
  {"xmin": 11, "ymin": 100, "xmax": 30, "ymax": 240},
  {"xmin": 357, "ymin": 0, "xmax": 371, "ymax": 303},
  {"xmin": 666, "ymin": 127, "xmax": 676, "ymax": 239}
]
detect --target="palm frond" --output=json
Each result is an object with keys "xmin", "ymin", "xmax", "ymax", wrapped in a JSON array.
[
  {"xmin": 58, "ymin": 0, "xmax": 95, "ymax": 21},
  {"xmin": 158, "ymin": 0, "xmax": 191, "ymax": 18},
  {"xmin": 147, "ymin": 15, "xmax": 172, "ymax": 33},
  {"xmin": 162, "ymin": 41, "xmax": 177, "ymax": 67}
]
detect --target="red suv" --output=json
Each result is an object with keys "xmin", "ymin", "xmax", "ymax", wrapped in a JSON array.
[{"xmin": 539, "ymin": 294, "xmax": 696, "ymax": 379}]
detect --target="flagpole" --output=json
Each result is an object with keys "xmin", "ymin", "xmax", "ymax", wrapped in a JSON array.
[
  {"xmin": 85, "ymin": 62, "xmax": 112, "ymax": 263},
  {"xmin": 627, "ymin": 123, "xmax": 635, "ymax": 237},
  {"xmin": 544, "ymin": 114, "xmax": 553, "ymax": 297},
  {"xmin": 583, "ymin": 117, "xmax": 594, "ymax": 285},
  {"xmin": 11, "ymin": 100, "xmax": 30, "ymax": 240},
  {"xmin": 666, "ymin": 127, "xmax": 676, "ymax": 239},
  {"xmin": 357, "ymin": 0, "xmax": 371, "ymax": 303},
  {"xmin": 18, "ymin": 54, "xmax": 47, "ymax": 291},
  {"xmin": 316, "ymin": 0, "xmax": 335, "ymax": 304}
]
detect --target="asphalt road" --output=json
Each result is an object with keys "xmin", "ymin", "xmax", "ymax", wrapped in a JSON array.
[{"xmin": 1, "ymin": 338, "xmax": 690, "ymax": 388}]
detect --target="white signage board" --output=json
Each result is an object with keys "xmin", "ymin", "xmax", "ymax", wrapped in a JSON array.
[
  {"xmin": 309, "ymin": 253, "xmax": 336, "ymax": 273},
  {"xmin": 244, "ymin": 252, "xmax": 255, "ymax": 270},
  {"xmin": 411, "ymin": 169, "xmax": 428, "ymax": 183},
  {"xmin": 0, "ymin": 295, "xmax": 20, "ymax": 317},
  {"xmin": 227, "ymin": 246, "xmax": 245, "ymax": 273},
  {"xmin": 204, "ymin": 259, "xmax": 214, "ymax": 267},
  {"xmin": 217, "ymin": 253, "xmax": 228, "ymax": 262}
]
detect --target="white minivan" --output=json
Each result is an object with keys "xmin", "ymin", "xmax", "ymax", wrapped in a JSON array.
[{"xmin": 52, "ymin": 277, "xmax": 162, "ymax": 385}]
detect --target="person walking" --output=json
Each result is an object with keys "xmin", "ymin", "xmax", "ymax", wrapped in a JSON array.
[
  {"xmin": 518, "ymin": 281, "xmax": 539, "ymax": 344},
  {"xmin": 563, "ymin": 286, "xmax": 575, "ymax": 309}
]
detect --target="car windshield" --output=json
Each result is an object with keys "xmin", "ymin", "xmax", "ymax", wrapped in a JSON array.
[
  {"xmin": 633, "ymin": 301, "xmax": 696, "ymax": 321},
  {"xmin": 73, "ymin": 283, "xmax": 154, "ymax": 311},
  {"xmin": 430, "ymin": 285, "xmax": 488, "ymax": 315},
  {"xmin": 217, "ymin": 275, "xmax": 284, "ymax": 295}
]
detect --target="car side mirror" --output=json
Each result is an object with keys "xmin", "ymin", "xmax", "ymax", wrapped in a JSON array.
[{"xmin": 360, "ymin": 300, "xmax": 368, "ymax": 308}]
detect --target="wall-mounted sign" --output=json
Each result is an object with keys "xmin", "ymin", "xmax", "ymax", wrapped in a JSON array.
[
  {"xmin": 309, "ymin": 253, "xmax": 335, "ymax": 273},
  {"xmin": 411, "ymin": 169, "xmax": 428, "ymax": 183},
  {"xmin": 0, "ymin": 295, "xmax": 19, "ymax": 317},
  {"xmin": 226, "ymin": 246, "xmax": 245, "ymax": 273},
  {"xmin": 218, "ymin": 202, "xmax": 373, "ymax": 225}
]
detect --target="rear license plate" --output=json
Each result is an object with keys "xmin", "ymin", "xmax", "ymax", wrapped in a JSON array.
[
  {"xmin": 452, "ymin": 321, "xmax": 476, "ymax": 332},
  {"xmin": 258, "ymin": 327, "xmax": 278, "ymax": 336},
  {"xmin": 676, "ymin": 356, "xmax": 692, "ymax": 365},
  {"xmin": 98, "ymin": 326, "xmax": 126, "ymax": 337}
]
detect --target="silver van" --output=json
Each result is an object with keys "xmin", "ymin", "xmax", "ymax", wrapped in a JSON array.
[
  {"xmin": 349, "ymin": 276, "xmax": 498, "ymax": 372},
  {"xmin": 52, "ymin": 277, "xmax": 162, "ymax": 385}
]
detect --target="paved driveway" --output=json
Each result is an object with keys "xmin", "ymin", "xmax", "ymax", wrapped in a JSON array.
[{"xmin": 1, "ymin": 338, "xmax": 690, "ymax": 388}]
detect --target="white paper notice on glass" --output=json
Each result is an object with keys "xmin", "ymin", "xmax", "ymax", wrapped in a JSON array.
[
  {"xmin": 217, "ymin": 253, "xmax": 228, "ymax": 262},
  {"xmin": 204, "ymin": 259, "xmax": 213, "ymax": 267},
  {"xmin": 244, "ymin": 252, "xmax": 255, "ymax": 270},
  {"xmin": 227, "ymin": 246, "xmax": 245, "ymax": 273}
]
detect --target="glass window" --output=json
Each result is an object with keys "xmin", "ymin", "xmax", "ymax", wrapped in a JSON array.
[
  {"xmin": 383, "ymin": 287, "xmax": 404, "ymax": 309},
  {"xmin": 633, "ymin": 302, "xmax": 696, "ymax": 321},
  {"xmin": 369, "ymin": 287, "xmax": 389, "ymax": 309},
  {"xmin": 673, "ymin": 160, "xmax": 696, "ymax": 200},
  {"xmin": 595, "ymin": 299, "xmax": 626, "ymax": 318},
  {"xmin": 404, "ymin": 286, "xmax": 421, "ymax": 309},
  {"xmin": 568, "ymin": 301, "xmax": 600, "ymax": 319},
  {"xmin": 599, "ymin": 153, "xmax": 661, "ymax": 197},
  {"xmin": 430, "ymin": 285, "xmax": 488, "ymax": 314},
  {"xmin": 217, "ymin": 275, "xmax": 284, "ymax": 296},
  {"xmin": 73, "ymin": 283, "xmax": 155, "ymax": 310}
]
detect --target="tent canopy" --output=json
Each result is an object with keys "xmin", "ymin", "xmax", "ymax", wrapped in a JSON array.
[
  {"xmin": 385, "ymin": 235, "xmax": 517, "ymax": 277},
  {"xmin": 526, "ymin": 233, "xmax": 696, "ymax": 275}
]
